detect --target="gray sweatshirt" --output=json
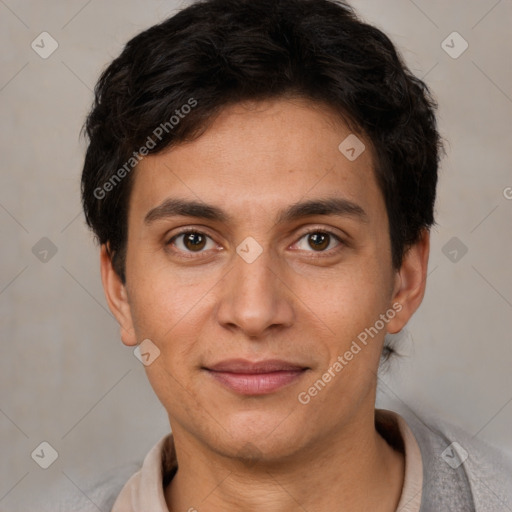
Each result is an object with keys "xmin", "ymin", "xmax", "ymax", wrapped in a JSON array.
[{"xmin": 399, "ymin": 407, "xmax": 512, "ymax": 511}]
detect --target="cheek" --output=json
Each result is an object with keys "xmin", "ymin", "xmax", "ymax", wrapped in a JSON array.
[
  {"xmin": 126, "ymin": 262, "xmax": 221, "ymax": 383},
  {"xmin": 127, "ymin": 250, "xmax": 207, "ymax": 333},
  {"xmin": 128, "ymin": 275, "xmax": 210, "ymax": 413},
  {"xmin": 312, "ymin": 259, "xmax": 391, "ymax": 329},
  {"xmin": 301, "ymin": 263, "xmax": 393, "ymax": 393}
]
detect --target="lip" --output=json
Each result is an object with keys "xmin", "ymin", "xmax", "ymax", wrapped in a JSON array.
[{"xmin": 204, "ymin": 359, "xmax": 308, "ymax": 395}]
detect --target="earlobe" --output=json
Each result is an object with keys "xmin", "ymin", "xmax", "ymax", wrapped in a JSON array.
[
  {"xmin": 387, "ymin": 229, "xmax": 430, "ymax": 334},
  {"xmin": 100, "ymin": 245, "xmax": 138, "ymax": 346}
]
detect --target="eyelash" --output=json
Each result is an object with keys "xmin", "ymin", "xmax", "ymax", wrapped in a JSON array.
[{"xmin": 166, "ymin": 228, "xmax": 345, "ymax": 259}]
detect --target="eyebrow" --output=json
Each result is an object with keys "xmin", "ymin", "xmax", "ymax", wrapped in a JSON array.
[
  {"xmin": 144, "ymin": 198, "xmax": 229, "ymax": 224},
  {"xmin": 276, "ymin": 197, "xmax": 368, "ymax": 224},
  {"xmin": 144, "ymin": 197, "xmax": 368, "ymax": 225}
]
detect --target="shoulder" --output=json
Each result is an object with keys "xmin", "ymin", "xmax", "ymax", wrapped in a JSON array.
[
  {"xmin": 398, "ymin": 407, "xmax": 512, "ymax": 512},
  {"xmin": 58, "ymin": 434, "xmax": 172, "ymax": 511},
  {"xmin": 83, "ymin": 461, "xmax": 143, "ymax": 511},
  {"xmin": 33, "ymin": 461, "xmax": 142, "ymax": 512}
]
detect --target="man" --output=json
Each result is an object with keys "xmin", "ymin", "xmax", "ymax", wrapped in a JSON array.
[{"xmin": 80, "ymin": 0, "xmax": 512, "ymax": 510}]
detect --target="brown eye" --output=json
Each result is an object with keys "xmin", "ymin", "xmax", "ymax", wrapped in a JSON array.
[
  {"xmin": 294, "ymin": 230, "xmax": 343, "ymax": 254},
  {"xmin": 183, "ymin": 232, "xmax": 206, "ymax": 251},
  {"xmin": 168, "ymin": 231, "xmax": 215, "ymax": 254},
  {"xmin": 308, "ymin": 232, "xmax": 330, "ymax": 251}
]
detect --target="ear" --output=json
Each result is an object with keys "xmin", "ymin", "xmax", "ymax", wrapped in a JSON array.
[
  {"xmin": 100, "ymin": 244, "xmax": 138, "ymax": 346},
  {"xmin": 386, "ymin": 229, "xmax": 430, "ymax": 334}
]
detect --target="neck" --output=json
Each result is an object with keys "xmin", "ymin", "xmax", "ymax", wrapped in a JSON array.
[{"xmin": 164, "ymin": 408, "xmax": 405, "ymax": 512}]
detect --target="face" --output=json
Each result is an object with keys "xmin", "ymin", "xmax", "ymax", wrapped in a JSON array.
[{"xmin": 104, "ymin": 98, "xmax": 423, "ymax": 462}]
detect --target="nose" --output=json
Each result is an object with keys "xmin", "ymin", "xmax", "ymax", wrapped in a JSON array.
[{"xmin": 215, "ymin": 243, "xmax": 295, "ymax": 339}]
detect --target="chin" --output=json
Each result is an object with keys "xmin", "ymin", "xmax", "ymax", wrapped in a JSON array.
[{"xmin": 208, "ymin": 408, "xmax": 310, "ymax": 461}]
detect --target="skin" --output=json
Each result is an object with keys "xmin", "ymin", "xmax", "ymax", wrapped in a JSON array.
[{"xmin": 101, "ymin": 98, "xmax": 430, "ymax": 511}]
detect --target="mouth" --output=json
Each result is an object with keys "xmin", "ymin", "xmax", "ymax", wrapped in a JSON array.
[{"xmin": 203, "ymin": 359, "xmax": 309, "ymax": 395}]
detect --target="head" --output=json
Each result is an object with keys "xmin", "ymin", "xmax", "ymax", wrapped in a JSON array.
[{"xmin": 82, "ymin": 0, "xmax": 440, "ymax": 461}]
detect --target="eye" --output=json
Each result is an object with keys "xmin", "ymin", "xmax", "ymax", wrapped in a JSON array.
[
  {"xmin": 293, "ymin": 230, "xmax": 343, "ymax": 253},
  {"xmin": 167, "ymin": 230, "xmax": 217, "ymax": 254}
]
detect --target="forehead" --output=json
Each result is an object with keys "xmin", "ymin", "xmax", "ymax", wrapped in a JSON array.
[{"xmin": 128, "ymin": 98, "xmax": 385, "ymax": 229}]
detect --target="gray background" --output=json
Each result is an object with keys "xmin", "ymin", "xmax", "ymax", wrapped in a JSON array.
[{"xmin": 1, "ymin": 0, "xmax": 511, "ymax": 510}]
